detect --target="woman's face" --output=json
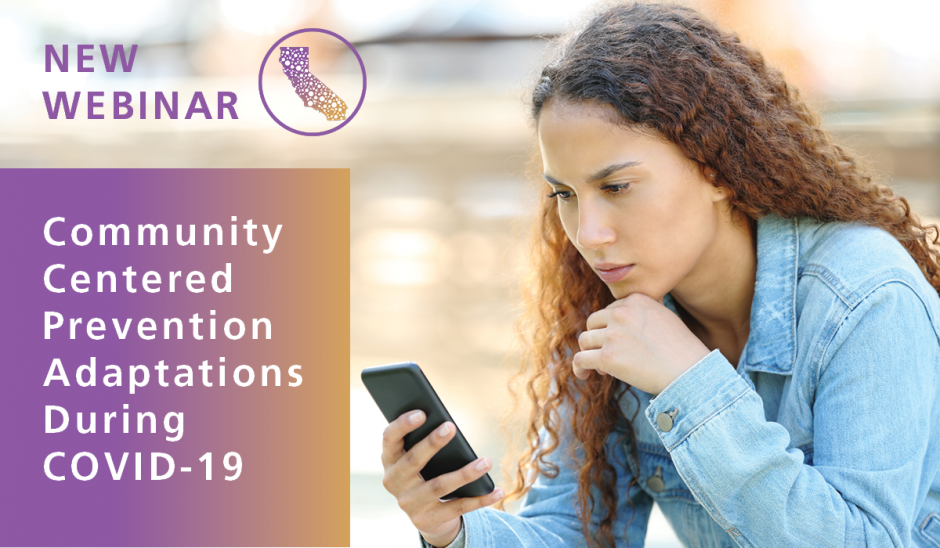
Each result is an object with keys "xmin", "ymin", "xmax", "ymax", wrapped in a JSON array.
[{"xmin": 537, "ymin": 100, "xmax": 731, "ymax": 301}]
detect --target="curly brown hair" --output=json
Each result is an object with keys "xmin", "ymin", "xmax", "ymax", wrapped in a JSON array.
[{"xmin": 494, "ymin": 3, "xmax": 940, "ymax": 548}]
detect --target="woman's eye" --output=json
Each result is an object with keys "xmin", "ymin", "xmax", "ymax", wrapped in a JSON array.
[
  {"xmin": 546, "ymin": 190, "xmax": 573, "ymax": 200},
  {"xmin": 602, "ymin": 183, "xmax": 631, "ymax": 194}
]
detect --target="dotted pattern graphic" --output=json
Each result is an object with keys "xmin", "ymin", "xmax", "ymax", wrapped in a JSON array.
[{"xmin": 278, "ymin": 47, "xmax": 348, "ymax": 121}]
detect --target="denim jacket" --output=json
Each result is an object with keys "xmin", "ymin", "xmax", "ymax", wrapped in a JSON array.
[{"xmin": 420, "ymin": 213, "xmax": 940, "ymax": 547}]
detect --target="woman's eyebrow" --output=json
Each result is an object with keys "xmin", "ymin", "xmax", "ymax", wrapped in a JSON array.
[
  {"xmin": 542, "ymin": 161, "xmax": 642, "ymax": 187},
  {"xmin": 588, "ymin": 161, "xmax": 642, "ymax": 182},
  {"xmin": 542, "ymin": 173, "xmax": 564, "ymax": 186}
]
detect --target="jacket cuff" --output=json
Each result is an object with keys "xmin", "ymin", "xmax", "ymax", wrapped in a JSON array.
[
  {"xmin": 418, "ymin": 516, "xmax": 467, "ymax": 548},
  {"xmin": 645, "ymin": 349, "xmax": 751, "ymax": 451}
]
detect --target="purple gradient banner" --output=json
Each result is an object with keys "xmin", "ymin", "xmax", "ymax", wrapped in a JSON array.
[{"xmin": 0, "ymin": 169, "xmax": 349, "ymax": 546}]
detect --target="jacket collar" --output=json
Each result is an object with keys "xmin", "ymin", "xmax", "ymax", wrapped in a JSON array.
[{"xmin": 663, "ymin": 214, "xmax": 797, "ymax": 374}]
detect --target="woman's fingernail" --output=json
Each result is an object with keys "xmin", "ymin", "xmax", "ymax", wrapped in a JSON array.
[
  {"xmin": 437, "ymin": 423, "xmax": 450, "ymax": 437},
  {"xmin": 475, "ymin": 457, "xmax": 491, "ymax": 471},
  {"xmin": 492, "ymin": 488, "xmax": 504, "ymax": 501},
  {"xmin": 408, "ymin": 411, "xmax": 423, "ymax": 424}
]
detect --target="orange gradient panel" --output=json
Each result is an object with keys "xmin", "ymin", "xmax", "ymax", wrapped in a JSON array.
[{"xmin": 0, "ymin": 169, "xmax": 349, "ymax": 547}]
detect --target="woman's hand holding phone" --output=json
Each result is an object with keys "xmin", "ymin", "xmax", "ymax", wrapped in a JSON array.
[{"xmin": 380, "ymin": 410, "xmax": 505, "ymax": 548}]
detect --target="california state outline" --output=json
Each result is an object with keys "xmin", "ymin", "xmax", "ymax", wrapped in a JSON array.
[{"xmin": 278, "ymin": 47, "xmax": 348, "ymax": 121}]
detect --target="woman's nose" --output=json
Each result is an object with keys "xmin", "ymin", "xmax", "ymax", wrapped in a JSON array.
[{"xmin": 576, "ymin": 201, "xmax": 615, "ymax": 249}]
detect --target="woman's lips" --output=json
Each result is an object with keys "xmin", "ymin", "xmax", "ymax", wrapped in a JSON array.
[{"xmin": 595, "ymin": 263, "xmax": 634, "ymax": 283}]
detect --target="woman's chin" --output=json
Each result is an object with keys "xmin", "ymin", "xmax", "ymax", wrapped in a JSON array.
[
  {"xmin": 605, "ymin": 281, "xmax": 632, "ymax": 300},
  {"xmin": 605, "ymin": 282, "xmax": 667, "ymax": 303}
]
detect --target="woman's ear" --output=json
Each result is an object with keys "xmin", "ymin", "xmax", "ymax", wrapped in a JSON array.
[
  {"xmin": 704, "ymin": 168, "xmax": 727, "ymax": 201},
  {"xmin": 713, "ymin": 183, "xmax": 733, "ymax": 204}
]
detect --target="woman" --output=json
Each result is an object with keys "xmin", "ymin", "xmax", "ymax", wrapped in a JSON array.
[{"xmin": 380, "ymin": 4, "xmax": 940, "ymax": 547}]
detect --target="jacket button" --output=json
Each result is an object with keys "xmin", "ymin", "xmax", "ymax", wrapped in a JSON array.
[
  {"xmin": 648, "ymin": 465, "xmax": 665, "ymax": 493},
  {"xmin": 656, "ymin": 411, "xmax": 674, "ymax": 432}
]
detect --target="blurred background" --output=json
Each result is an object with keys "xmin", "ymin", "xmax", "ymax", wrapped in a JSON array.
[{"xmin": 3, "ymin": 0, "xmax": 940, "ymax": 546}]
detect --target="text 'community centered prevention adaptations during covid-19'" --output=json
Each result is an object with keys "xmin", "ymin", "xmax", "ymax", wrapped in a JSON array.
[{"xmin": 38, "ymin": 215, "xmax": 304, "ymax": 483}]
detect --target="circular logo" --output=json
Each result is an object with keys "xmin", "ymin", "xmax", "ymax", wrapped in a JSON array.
[{"xmin": 258, "ymin": 28, "xmax": 366, "ymax": 136}]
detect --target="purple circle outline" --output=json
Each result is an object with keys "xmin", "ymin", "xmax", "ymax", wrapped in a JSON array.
[{"xmin": 258, "ymin": 28, "xmax": 367, "ymax": 136}]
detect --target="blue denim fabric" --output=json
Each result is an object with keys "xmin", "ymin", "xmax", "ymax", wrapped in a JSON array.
[{"xmin": 420, "ymin": 214, "xmax": 940, "ymax": 547}]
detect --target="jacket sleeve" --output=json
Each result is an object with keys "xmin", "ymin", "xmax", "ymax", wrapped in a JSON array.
[
  {"xmin": 420, "ymin": 403, "xmax": 653, "ymax": 547},
  {"xmin": 645, "ymin": 281, "xmax": 939, "ymax": 547}
]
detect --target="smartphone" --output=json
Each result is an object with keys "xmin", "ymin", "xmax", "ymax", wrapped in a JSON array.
[{"xmin": 360, "ymin": 362, "xmax": 495, "ymax": 500}]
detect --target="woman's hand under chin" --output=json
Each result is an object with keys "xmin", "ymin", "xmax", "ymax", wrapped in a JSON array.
[{"xmin": 573, "ymin": 293, "xmax": 711, "ymax": 395}]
